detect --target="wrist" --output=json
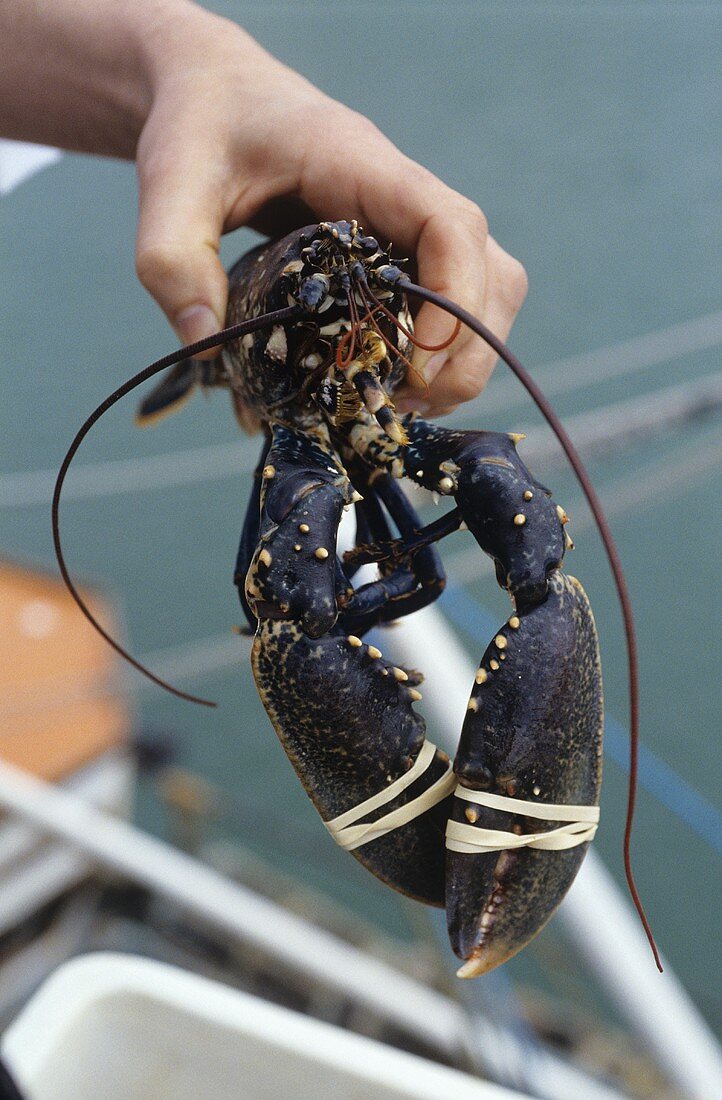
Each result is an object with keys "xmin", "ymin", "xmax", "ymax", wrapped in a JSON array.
[
  {"xmin": 0, "ymin": 0, "xmax": 160, "ymax": 157},
  {"xmin": 138, "ymin": 1, "xmax": 271, "ymax": 97}
]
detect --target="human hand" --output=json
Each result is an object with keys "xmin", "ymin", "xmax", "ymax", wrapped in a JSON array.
[{"xmin": 135, "ymin": 3, "xmax": 528, "ymax": 415}]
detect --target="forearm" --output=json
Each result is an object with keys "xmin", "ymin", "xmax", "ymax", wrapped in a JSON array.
[{"xmin": 0, "ymin": 0, "xmax": 252, "ymax": 158}]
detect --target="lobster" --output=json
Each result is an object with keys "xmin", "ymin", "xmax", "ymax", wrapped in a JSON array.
[{"xmin": 53, "ymin": 219, "xmax": 661, "ymax": 977}]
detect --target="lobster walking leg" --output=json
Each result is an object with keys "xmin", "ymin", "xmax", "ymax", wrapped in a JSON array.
[
  {"xmin": 246, "ymin": 423, "xmax": 453, "ymax": 905},
  {"xmin": 337, "ymin": 472, "xmax": 446, "ymax": 637}
]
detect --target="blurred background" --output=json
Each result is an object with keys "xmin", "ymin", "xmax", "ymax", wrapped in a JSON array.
[{"xmin": 1, "ymin": 3, "xmax": 720, "ymax": 1097}]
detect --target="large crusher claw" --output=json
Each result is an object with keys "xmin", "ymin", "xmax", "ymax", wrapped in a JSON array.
[
  {"xmin": 446, "ymin": 572, "xmax": 603, "ymax": 976},
  {"xmin": 393, "ymin": 419, "xmax": 604, "ymax": 971}
]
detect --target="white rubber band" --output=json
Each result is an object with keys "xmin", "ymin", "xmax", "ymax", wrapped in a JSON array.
[
  {"xmin": 454, "ymin": 787, "xmax": 600, "ymax": 823},
  {"xmin": 446, "ymin": 784, "xmax": 599, "ymax": 855},
  {"xmin": 325, "ymin": 740, "xmax": 455, "ymax": 852}
]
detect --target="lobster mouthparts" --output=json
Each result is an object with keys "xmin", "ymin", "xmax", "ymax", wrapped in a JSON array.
[{"xmin": 447, "ymin": 572, "xmax": 603, "ymax": 977}]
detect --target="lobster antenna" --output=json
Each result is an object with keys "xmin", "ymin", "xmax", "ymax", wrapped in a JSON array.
[
  {"xmin": 52, "ymin": 305, "xmax": 305, "ymax": 709},
  {"xmin": 399, "ymin": 278, "xmax": 662, "ymax": 973},
  {"xmin": 360, "ymin": 278, "xmax": 461, "ymax": 352}
]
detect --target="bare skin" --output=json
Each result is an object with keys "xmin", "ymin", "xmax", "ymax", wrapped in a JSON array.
[{"xmin": 0, "ymin": 0, "xmax": 527, "ymax": 415}]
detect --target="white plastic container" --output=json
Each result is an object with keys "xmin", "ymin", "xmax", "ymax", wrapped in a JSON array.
[{"xmin": 2, "ymin": 954, "xmax": 531, "ymax": 1100}]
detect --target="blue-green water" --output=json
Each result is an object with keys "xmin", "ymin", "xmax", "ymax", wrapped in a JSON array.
[{"xmin": 2, "ymin": 1, "xmax": 720, "ymax": 1041}]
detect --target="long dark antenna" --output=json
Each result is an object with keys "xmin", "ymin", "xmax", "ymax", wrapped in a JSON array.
[
  {"xmin": 52, "ymin": 305, "xmax": 304, "ymax": 709},
  {"xmin": 398, "ymin": 278, "xmax": 662, "ymax": 971}
]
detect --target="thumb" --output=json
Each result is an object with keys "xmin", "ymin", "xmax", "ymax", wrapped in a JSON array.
[{"xmin": 135, "ymin": 163, "xmax": 228, "ymax": 355}]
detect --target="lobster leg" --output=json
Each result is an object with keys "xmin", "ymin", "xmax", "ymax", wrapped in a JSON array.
[
  {"xmin": 447, "ymin": 572, "xmax": 602, "ymax": 974},
  {"xmin": 246, "ymin": 423, "xmax": 453, "ymax": 905},
  {"xmin": 399, "ymin": 418, "xmax": 603, "ymax": 973},
  {"xmin": 338, "ymin": 473, "xmax": 446, "ymax": 637},
  {"xmin": 135, "ymin": 356, "xmax": 227, "ymax": 426}
]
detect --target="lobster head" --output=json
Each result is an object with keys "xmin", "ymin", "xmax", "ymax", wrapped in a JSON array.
[{"xmin": 280, "ymin": 220, "xmax": 406, "ymax": 314}]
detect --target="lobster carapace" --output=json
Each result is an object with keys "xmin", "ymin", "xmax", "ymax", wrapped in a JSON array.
[{"xmin": 53, "ymin": 219, "xmax": 660, "ymax": 976}]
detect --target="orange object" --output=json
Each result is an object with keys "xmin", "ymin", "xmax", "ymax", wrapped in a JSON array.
[{"xmin": 0, "ymin": 559, "xmax": 129, "ymax": 781}]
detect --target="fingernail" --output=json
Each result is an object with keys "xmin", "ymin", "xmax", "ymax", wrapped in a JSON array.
[{"xmin": 174, "ymin": 303, "xmax": 220, "ymax": 346}]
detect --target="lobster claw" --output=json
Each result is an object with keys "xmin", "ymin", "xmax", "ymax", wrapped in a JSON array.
[
  {"xmin": 446, "ymin": 571, "xmax": 603, "ymax": 976},
  {"xmin": 252, "ymin": 621, "xmax": 452, "ymax": 905},
  {"xmin": 247, "ymin": 423, "xmax": 453, "ymax": 907}
]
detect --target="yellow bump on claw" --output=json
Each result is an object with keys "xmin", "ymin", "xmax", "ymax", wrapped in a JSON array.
[
  {"xmin": 314, "ymin": 547, "xmax": 329, "ymax": 560},
  {"xmin": 262, "ymin": 464, "xmax": 276, "ymax": 479},
  {"xmin": 513, "ymin": 513, "xmax": 526, "ymax": 526},
  {"xmin": 392, "ymin": 667, "xmax": 408, "ymax": 682},
  {"xmin": 565, "ymin": 531, "xmax": 575, "ymax": 550},
  {"xmin": 490, "ymin": 659, "xmax": 500, "ymax": 671},
  {"xmin": 508, "ymin": 432, "xmax": 526, "ymax": 445},
  {"xmin": 494, "ymin": 634, "xmax": 507, "ymax": 650},
  {"xmin": 408, "ymin": 688, "xmax": 423, "ymax": 702},
  {"xmin": 467, "ymin": 698, "xmax": 478, "ymax": 712},
  {"xmin": 258, "ymin": 548, "xmax": 272, "ymax": 567},
  {"xmin": 508, "ymin": 615, "xmax": 520, "ymax": 629},
  {"xmin": 556, "ymin": 504, "xmax": 569, "ymax": 524},
  {"xmin": 299, "ymin": 523, "xmax": 310, "ymax": 533},
  {"xmin": 523, "ymin": 490, "xmax": 533, "ymax": 501},
  {"xmin": 475, "ymin": 668, "xmax": 488, "ymax": 685},
  {"xmin": 347, "ymin": 635, "xmax": 363, "ymax": 648},
  {"xmin": 367, "ymin": 645, "xmax": 382, "ymax": 659},
  {"xmin": 351, "ymin": 490, "xmax": 364, "ymax": 503},
  {"xmin": 439, "ymin": 476, "xmax": 454, "ymax": 493},
  {"xmin": 465, "ymin": 807, "xmax": 479, "ymax": 824}
]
